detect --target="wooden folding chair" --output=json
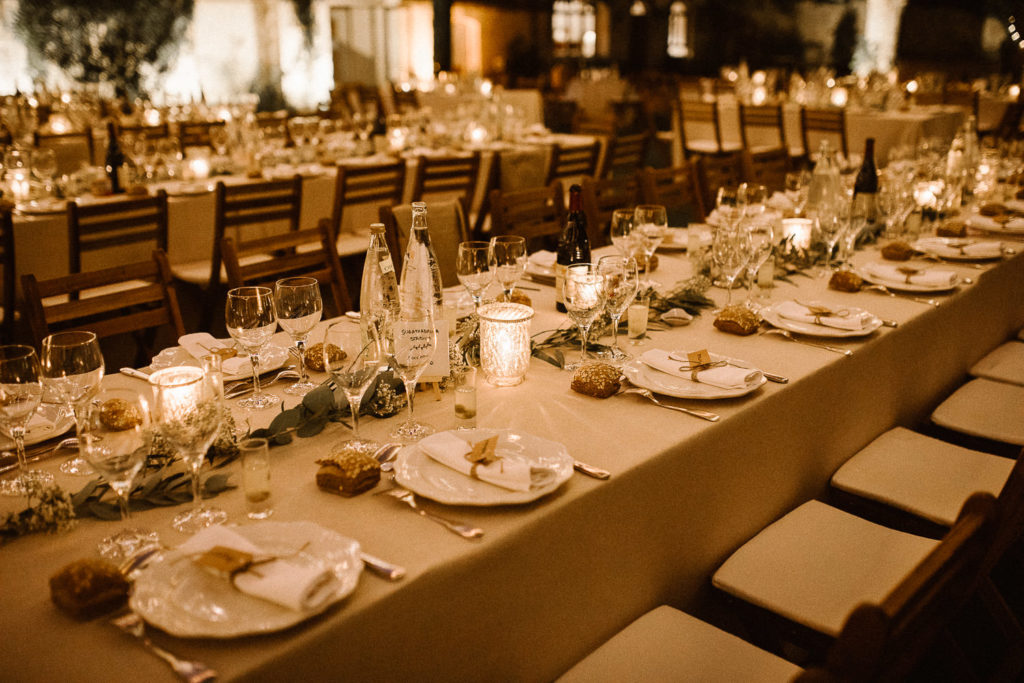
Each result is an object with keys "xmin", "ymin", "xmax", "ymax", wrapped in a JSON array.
[
  {"xmin": 410, "ymin": 151, "xmax": 481, "ymax": 213},
  {"xmin": 20, "ymin": 249, "xmax": 186, "ymax": 360},
  {"xmin": 598, "ymin": 132, "xmax": 650, "ymax": 179},
  {"xmin": 696, "ymin": 152, "xmax": 745, "ymax": 215},
  {"xmin": 34, "ymin": 129, "xmax": 95, "ymax": 175},
  {"xmin": 118, "ymin": 123, "xmax": 170, "ymax": 141},
  {"xmin": 178, "ymin": 120, "xmax": 226, "ymax": 152},
  {"xmin": 739, "ymin": 103, "xmax": 789, "ymax": 155},
  {"xmin": 221, "ymin": 219, "xmax": 352, "ymax": 317},
  {"xmin": 378, "ymin": 199, "xmax": 470, "ymax": 288},
  {"xmin": 679, "ymin": 98, "xmax": 741, "ymax": 157},
  {"xmin": 742, "ymin": 147, "xmax": 790, "ymax": 194},
  {"xmin": 489, "ymin": 181, "xmax": 566, "ymax": 252},
  {"xmin": 391, "ymin": 83, "xmax": 420, "ymax": 113},
  {"xmin": 68, "ymin": 189, "xmax": 169, "ymax": 275},
  {"xmin": 639, "ymin": 162, "xmax": 705, "ymax": 224},
  {"xmin": 330, "ymin": 159, "xmax": 407, "ymax": 238},
  {"xmin": 545, "ymin": 140, "xmax": 601, "ymax": 185},
  {"xmin": 580, "ymin": 175, "xmax": 639, "ymax": 249},
  {"xmin": 800, "ymin": 107, "xmax": 848, "ymax": 160},
  {"xmin": 1, "ymin": 209, "xmax": 15, "ymax": 342}
]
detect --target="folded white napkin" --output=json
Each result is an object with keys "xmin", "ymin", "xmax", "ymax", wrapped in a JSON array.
[
  {"xmin": 1003, "ymin": 199, "xmax": 1024, "ymax": 213},
  {"xmin": 966, "ymin": 214, "xmax": 1024, "ymax": 233},
  {"xmin": 178, "ymin": 333, "xmax": 248, "ymax": 375},
  {"xmin": 418, "ymin": 431, "xmax": 533, "ymax": 492},
  {"xmin": 640, "ymin": 349, "xmax": 763, "ymax": 389},
  {"xmin": 528, "ymin": 250, "xmax": 556, "ymax": 270},
  {"xmin": 767, "ymin": 192, "xmax": 795, "ymax": 211},
  {"xmin": 863, "ymin": 263, "xmax": 957, "ymax": 288},
  {"xmin": 914, "ymin": 238, "xmax": 1003, "ymax": 259},
  {"xmin": 178, "ymin": 525, "xmax": 341, "ymax": 612},
  {"xmin": 774, "ymin": 301, "xmax": 871, "ymax": 331}
]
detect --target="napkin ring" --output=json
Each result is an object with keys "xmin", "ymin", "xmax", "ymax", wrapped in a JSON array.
[{"xmin": 676, "ymin": 359, "xmax": 726, "ymax": 382}]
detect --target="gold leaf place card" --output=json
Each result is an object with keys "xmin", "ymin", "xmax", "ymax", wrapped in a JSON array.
[
  {"xmin": 466, "ymin": 435, "xmax": 501, "ymax": 467},
  {"xmin": 193, "ymin": 545, "xmax": 257, "ymax": 580}
]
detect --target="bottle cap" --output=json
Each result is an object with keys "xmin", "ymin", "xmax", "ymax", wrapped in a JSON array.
[{"xmin": 370, "ymin": 222, "xmax": 385, "ymax": 234}]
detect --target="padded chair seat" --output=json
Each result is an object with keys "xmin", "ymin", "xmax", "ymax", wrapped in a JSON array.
[
  {"xmin": 712, "ymin": 500, "xmax": 937, "ymax": 637},
  {"xmin": 171, "ymin": 254, "xmax": 272, "ymax": 286},
  {"xmin": 41, "ymin": 279, "xmax": 153, "ymax": 306},
  {"xmin": 931, "ymin": 378, "xmax": 1024, "ymax": 446},
  {"xmin": 557, "ymin": 606, "xmax": 801, "ymax": 683},
  {"xmin": 831, "ymin": 427, "xmax": 1012, "ymax": 527},
  {"xmin": 685, "ymin": 140, "xmax": 743, "ymax": 155},
  {"xmin": 970, "ymin": 341, "xmax": 1024, "ymax": 386}
]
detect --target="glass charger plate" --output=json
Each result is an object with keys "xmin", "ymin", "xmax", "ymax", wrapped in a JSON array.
[
  {"xmin": 131, "ymin": 521, "xmax": 361, "ymax": 638},
  {"xmin": 911, "ymin": 237, "xmax": 1003, "ymax": 261},
  {"xmin": 150, "ymin": 344, "xmax": 291, "ymax": 382},
  {"xmin": 858, "ymin": 267, "xmax": 959, "ymax": 293},
  {"xmin": 393, "ymin": 428, "xmax": 574, "ymax": 506},
  {"xmin": 622, "ymin": 355, "xmax": 766, "ymax": 399},
  {"xmin": 761, "ymin": 303, "xmax": 882, "ymax": 338},
  {"xmin": 0, "ymin": 403, "xmax": 74, "ymax": 449}
]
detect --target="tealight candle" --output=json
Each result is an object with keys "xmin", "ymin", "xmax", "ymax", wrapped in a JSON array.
[
  {"xmin": 478, "ymin": 302, "xmax": 533, "ymax": 387},
  {"xmin": 781, "ymin": 217, "xmax": 814, "ymax": 250}
]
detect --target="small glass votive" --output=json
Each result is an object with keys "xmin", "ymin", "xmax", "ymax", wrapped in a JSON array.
[
  {"xmin": 627, "ymin": 301, "xmax": 649, "ymax": 344},
  {"xmin": 687, "ymin": 224, "xmax": 712, "ymax": 271},
  {"xmin": 479, "ymin": 302, "xmax": 534, "ymax": 386},
  {"xmin": 239, "ymin": 437, "xmax": 273, "ymax": 519},
  {"xmin": 453, "ymin": 366, "xmax": 477, "ymax": 429}
]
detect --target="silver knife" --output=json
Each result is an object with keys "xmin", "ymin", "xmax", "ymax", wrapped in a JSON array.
[
  {"xmin": 119, "ymin": 367, "xmax": 152, "ymax": 381},
  {"xmin": 360, "ymin": 552, "xmax": 406, "ymax": 581}
]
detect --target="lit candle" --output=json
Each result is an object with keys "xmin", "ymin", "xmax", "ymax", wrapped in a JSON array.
[
  {"xmin": 829, "ymin": 87, "xmax": 848, "ymax": 108},
  {"xmin": 781, "ymin": 218, "xmax": 814, "ymax": 250},
  {"xmin": 478, "ymin": 303, "xmax": 534, "ymax": 387},
  {"xmin": 751, "ymin": 86, "xmax": 767, "ymax": 106},
  {"xmin": 8, "ymin": 170, "xmax": 31, "ymax": 201}
]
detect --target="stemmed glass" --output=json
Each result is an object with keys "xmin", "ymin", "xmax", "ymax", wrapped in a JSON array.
[
  {"xmin": 80, "ymin": 388, "xmax": 159, "ymax": 560},
  {"xmin": 715, "ymin": 185, "xmax": 746, "ymax": 230},
  {"xmin": 323, "ymin": 321, "xmax": 384, "ymax": 451},
  {"xmin": 456, "ymin": 241, "xmax": 492, "ymax": 311},
  {"xmin": 488, "ymin": 235, "xmax": 527, "ymax": 301},
  {"xmin": 712, "ymin": 224, "xmax": 752, "ymax": 308},
  {"xmin": 0, "ymin": 345, "xmax": 50, "ymax": 497},
  {"xmin": 740, "ymin": 183, "xmax": 768, "ymax": 221},
  {"xmin": 274, "ymin": 277, "xmax": 323, "ymax": 396},
  {"xmin": 816, "ymin": 196, "xmax": 847, "ymax": 275},
  {"xmin": 384, "ymin": 307, "xmax": 438, "ymax": 442},
  {"xmin": 633, "ymin": 204, "xmax": 668, "ymax": 283},
  {"xmin": 562, "ymin": 263, "xmax": 606, "ymax": 371},
  {"xmin": 151, "ymin": 366, "xmax": 226, "ymax": 533},
  {"xmin": 225, "ymin": 286, "xmax": 280, "ymax": 410},
  {"xmin": 609, "ymin": 208, "xmax": 635, "ymax": 258},
  {"xmin": 597, "ymin": 256, "xmax": 639, "ymax": 362},
  {"xmin": 745, "ymin": 215, "xmax": 778, "ymax": 308},
  {"xmin": 40, "ymin": 330, "xmax": 104, "ymax": 476},
  {"xmin": 31, "ymin": 148, "xmax": 57, "ymax": 195},
  {"xmin": 784, "ymin": 171, "xmax": 811, "ymax": 216}
]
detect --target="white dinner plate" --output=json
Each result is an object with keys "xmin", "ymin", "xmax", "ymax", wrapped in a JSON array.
[
  {"xmin": 658, "ymin": 227, "xmax": 688, "ymax": 251},
  {"xmin": 911, "ymin": 237, "xmax": 1004, "ymax": 261},
  {"xmin": 965, "ymin": 214, "xmax": 1024, "ymax": 235},
  {"xmin": 0, "ymin": 403, "xmax": 74, "ymax": 449},
  {"xmin": 622, "ymin": 355, "xmax": 766, "ymax": 400},
  {"xmin": 149, "ymin": 344, "xmax": 291, "ymax": 382},
  {"xmin": 131, "ymin": 521, "xmax": 361, "ymax": 638},
  {"xmin": 858, "ymin": 266, "xmax": 959, "ymax": 293},
  {"xmin": 761, "ymin": 303, "xmax": 882, "ymax": 338},
  {"xmin": 393, "ymin": 428, "xmax": 574, "ymax": 506},
  {"xmin": 16, "ymin": 198, "xmax": 67, "ymax": 215}
]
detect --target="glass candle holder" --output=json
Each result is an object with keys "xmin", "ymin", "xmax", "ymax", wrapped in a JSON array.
[{"xmin": 478, "ymin": 302, "xmax": 534, "ymax": 387}]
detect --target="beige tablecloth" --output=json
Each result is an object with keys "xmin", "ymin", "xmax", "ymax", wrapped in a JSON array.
[{"xmin": 2, "ymin": 235, "xmax": 1022, "ymax": 681}]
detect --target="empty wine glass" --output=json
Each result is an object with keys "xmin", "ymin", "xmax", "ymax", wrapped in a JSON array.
[
  {"xmin": 384, "ymin": 310, "xmax": 437, "ymax": 442},
  {"xmin": 323, "ymin": 321, "xmax": 383, "ymax": 450},
  {"xmin": 597, "ymin": 255, "xmax": 639, "ymax": 362},
  {"xmin": 745, "ymin": 214, "xmax": 778, "ymax": 308},
  {"xmin": 715, "ymin": 185, "xmax": 746, "ymax": 230},
  {"xmin": 225, "ymin": 286, "xmax": 280, "ymax": 410},
  {"xmin": 609, "ymin": 208, "xmax": 635, "ymax": 258},
  {"xmin": 31, "ymin": 148, "xmax": 57, "ymax": 193},
  {"xmin": 151, "ymin": 366, "xmax": 225, "ymax": 533},
  {"xmin": 816, "ymin": 197, "xmax": 847, "ymax": 275},
  {"xmin": 274, "ymin": 277, "xmax": 323, "ymax": 396},
  {"xmin": 785, "ymin": 170, "xmax": 811, "ymax": 216},
  {"xmin": 740, "ymin": 183, "xmax": 768, "ymax": 221},
  {"xmin": 562, "ymin": 263, "xmax": 606, "ymax": 371},
  {"xmin": 712, "ymin": 224, "xmax": 751, "ymax": 308},
  {"xmin": 0, "ymin": 345, "xmax": 50, "ymax": 497},
  {"xmin": 40, "ymin": 330, "xmax": 104, "ymax": 476},
  {"xmin": 81, "ymin": 388, "xmax": 159, "ymax": 560},
  {"xmin": 633, "ymin": 204, "xmax": 668, "ymax": 282},
  {"xmin": 456, "ymin": 241, "xmax": 492, "ymax": 311},
  {"xmin": 488, "ymin": 235, "xmax": 527, "ymax": 301}
]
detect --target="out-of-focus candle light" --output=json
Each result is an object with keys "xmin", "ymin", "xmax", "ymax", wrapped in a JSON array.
[
  {"xmin": 467, "ymin": 123, "xmax": 489, "ymax": 145},
  {"xmin": 1010, "ymin": 84, "xmax": 1021, "ymax": 98},
  {"xmin": 480, "ymin": 79, "xmax": 493, "ymax": 97},
  {"xmin": 829, "ymin": 86, "xmax": 849, "ymax": 107},
  {"xmin": 185, "ymin": 149, "xmax": 211, "ymax": 180},
  {"xmin": 906, "ymin": 79, "xmax": 919, "ymax": 94},
  {"xmin": 479, "ymin": 303, "xmax": 534, "ymax": 386},
  {"xmin": 782, "ymin": 218, "xmax": 814, "ymax": 250},
  {"xmin": 751, "ymin": 86, "xmax": 768, "ymax": 106},
  {"xmin": 143, "ymin": 107, "xmax": 162, "ymax": 126},
  {"xmin": 46, "ymin": 113, "xmax": 71, "ymax": 134}
]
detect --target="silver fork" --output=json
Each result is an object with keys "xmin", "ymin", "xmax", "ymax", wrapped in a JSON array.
[
  {"xmin": 760, "ymin": 329, "xmax": 853, "ymax": 356},
  {"xmin": 618, "ymin": 386, "xmax": 720, "ymax": 422},
  {"xmin": 111, "ymin": 612, "xmax": 217, "ymax": 683},
  {"xmin": 379, "ymin": 486, "xmax": 484, "ymax": 539},
  {"xmin": 861, "ymin": 283, "xmax": 941, "ymax": 307}
]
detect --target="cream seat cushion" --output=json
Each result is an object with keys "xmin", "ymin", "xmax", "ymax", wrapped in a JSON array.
[
  {"xmin": 831, "ymin": 427, "xmax": 1012, "ymax": 527},
  {"xmin": 969, "ymin": 341, "xmax": 1024, "ymax": 386},
  {"xmin": 712, "ymin": 500, "xmax": 937, "ymax": 637},
  {"xmin": 557, "ymin": 606, "xmax": 801, "ymax": 683},
  {"xmin": 685, "ymin": 139, "xmax": 743, "ymax": 155},
  {"xmin": 931, "ymin": 378, "xmax": 1024, "ymax": 446}
]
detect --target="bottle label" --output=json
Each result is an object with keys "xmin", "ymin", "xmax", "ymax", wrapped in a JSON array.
[
  {"xmin": 379, "ymin": 258, "xmax": 394, "ymax": 275},
  {"xmin": 554, "ymin": 263, "xmax": 567, "ymax": 306}
]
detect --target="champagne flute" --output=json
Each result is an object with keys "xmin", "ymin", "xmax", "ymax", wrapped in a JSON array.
[
  {"xmin": 151, "ymin": 366, "xmax": 226, "ymax": 533},
  {"xmin": 80, "ymin": 388, "xmax": 159, "ymax": 560},
  {"xmin": 323, "ymin": 321, "xmax": 383, "ymax": 450},
  {"xmin": 456, "ymin": 241, "xmax": 492, "ymax": 311},
  {"xmin": 384, "ymin": 309, "xmax": 437, "ymax": 442},
  {"xmin": 597, "ymin": 255, "xmax": 639, "ymax": 362},
  {"xmin": 40, "ymin": 330, "xmax": 104, "ymax": 476},
  {"xmin": 488, "ymin": 235, "xmax": 527, "ymax": 301},
  {"xmin": 274, "ymin": 277, "xmax": 322, "ymax": 396},
  {"xmin": 712, "ymin": 224, "xmax": 751, "ymax": 308},
  {"xmin": 225, "ymin": 286, "xmax": 279, "ymax": 410},
  {"xmin": 633, "ymin": 204, "xmax": 668, "ymax": 283},
  {"xmin": 0, "ymin": 345, "xmax": 50, "ymax": 497},
  {"xmin": 562, "ymin": 263, "xmax": 606, "ymax": 371},
  {"xmin": 609, "ymin": 208, "xmax": 635, "ymax": 258}
]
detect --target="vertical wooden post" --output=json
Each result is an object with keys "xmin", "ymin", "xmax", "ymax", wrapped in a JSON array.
[{"xmin": 433, "ymin": 0, "xmax": 453, "ymax": 73}]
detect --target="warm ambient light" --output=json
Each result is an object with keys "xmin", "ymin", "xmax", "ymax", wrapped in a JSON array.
[{"xmin": 478, "ymin": 303, "xmax": 534, "ymax": 387}]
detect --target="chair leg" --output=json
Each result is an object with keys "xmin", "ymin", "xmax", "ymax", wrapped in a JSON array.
[{"xmin": 979, "ymin": 577, "xmax": 1024, "ymax": 681}]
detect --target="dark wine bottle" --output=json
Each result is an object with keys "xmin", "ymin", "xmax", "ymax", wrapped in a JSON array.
[
  {"xmin": 852, "ymin": 137, "xmax": 879, "ymax": 234},
  {"xmin": 104, "ymin": 121, "xmax": 126, "ymax": 194},
  {"xmin": 555, "ymin": 184, "xmax": 591, "ymax": 313}
]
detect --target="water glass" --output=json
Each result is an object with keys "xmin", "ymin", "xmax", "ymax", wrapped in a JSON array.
[
  {"xmin": 633, "ymin": 205, "xmax": 668, "ymax": 280},
  {"xmin": 562, "ymin": 263, "xmax": 605, "ymax": 370},
  {"xmin": 40, "ymin": 330, "xmax": 104, "ymax": 476},
  {"xmin": 453, "ymin": 366, "xmax": 477, "ymax": 429},
  {"xmin": 0, "ymin": 345, "xmax": 49, "ymax": 497},
  {"xmin": 225, "ymin": 286, "xmax": 280, "ymax": 410},
  {"xmin": 488, "ymin": 235, "xmax": 527, "ymax": 301},
  {"xmin": 274, "ymin": 277, "xmax": 323, "ymax": 396},
  {"xmin": 239, "ymin": 437, "xmax": 273, "ymax": 520},
  {"xmin": 456, "ymin": 241, "xmax": 492, "ymax": 310},
  {"xmin": 627, "ymin": 301, "xmax": 649, "ymax": 344},
  {"xmin": 597, "ymin": 255, "xmax": 639, "ymax": 362},
  {"xmin": 609, "ymin": 208, "xmax": 635, "ymax": 258}
]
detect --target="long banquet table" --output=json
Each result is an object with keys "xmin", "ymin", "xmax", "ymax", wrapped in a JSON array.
[{"xmin": 2, "ymin": 232, "xmax": 1023, "ymax": 681}]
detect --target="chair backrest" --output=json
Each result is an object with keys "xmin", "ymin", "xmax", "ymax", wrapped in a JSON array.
[
  {"xmin": 680, "ymin": 99, "xmax": 724, "ymax": 154},
  {"xmin": 801, "ymin": 107, "xmax": 848, "ymax": 159},
  {"xmin": 638, "ymin": 163, "xmax": 705, "ymax": 225},
  {"xmin": 739, "ymin": 103, "xmax": 787, "ymax": 153},
  {"xmin": 696, "ymin": 153, "xmax": 745, "ymax": 216},
  {"xmin": 489, "ymin": 181, "xmax": 566, "ymax": 252},
  {"xmin": 68, "ymin": 190, "xmax": 169, "ymax": 274},
  {"xmin": 221, "ymin": 219, "xmax": 352, "ymax": 316},
  {"xmin": 1, "ymin": 209, "xmax": 14, "ymax": 342},
  {"xmin": 256, "ymin": 112, "xmax": 291, "ymax": 144},
  {"xmin": 378, "ymin": 198, "xmax": 469, "ymax": 288},
  {"xmin": 543, "ymin": 98, "xmax": 580, "ymax": 134},
  {"xmin": 34, "ymin": 130, "xmax": 95, "ymax": 175},
  {"xmin": 581, "ymin": 175, "xmax": 638, "ymax": 249},
  {"xmin": 20, "ymin": 249, "xmax": 186, "ymax": 349},
  {"xmin": 391, "ymin": 83, "xmax": 420, "ymax": 114},
  {"xmin": 179, "ymin": 120, "xmax": 226, "ymax": 152},
  {"xmin": 742, "ymin": 148, "xmax": 790, "ymax": 194},
  {"xmin": 546, "ymin": 140, "xmax": 601, "ymax": 185},
  {"xmin": 330, "ymin": 159, "xmax": 407, "ymax": 237},
  {"xmin": 410, "ymin": 152, "xmax": 481, "ymax": 212},
  {"xmin": 118, "ymin": 123, "xmax": 170, "ymax": 141},
  {"xmin": 799, "ymin": 493, "xmax": 997, "ymax": 682},
  {"xmin": 599, "ymin": 132, "xmax": 650, "ymax": 179}
]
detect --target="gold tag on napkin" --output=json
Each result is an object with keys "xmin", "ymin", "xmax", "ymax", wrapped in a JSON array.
[
  {"xmin": 896, "ymin": 266, "xmax": 921, "ymax": 284},
  {"xmin": 687, "ymin": 349, "xmax": 712, "ymax": 367},
  {"xmin": 193, "ymin": 546, "xmax": 255, "ymax": 579},
  {"xmin": 466, "ymin": 436, "xmax": 500, "ymax": 467}
]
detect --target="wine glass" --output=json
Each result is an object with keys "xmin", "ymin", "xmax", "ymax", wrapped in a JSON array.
[
  {"xmin": 40, "ymin": 330, "xmax": 104, "ymax": 476},
  {"xmin": 712, "ymin": 224, "xmax": 751, "ymax": 308},
  {"xmin": 562, "ymin": 263, "xmax": 606, "ymax": 371},
  {"xmin": 274, "ymin": 277, "xmax": 323, "ymax": 396},
  {"xmin": 151, "ymin": 366, "xmax": 226, "ymax": 533},
  {"xmin": 740, "ymin": 183, "xmax": 768, "ymax": 221},
  {"xmin": 715, "ymin": 186, "xmax": 746, "ymax": 230},
  {"xmin": 456, "ymin": 241, "xmax": 492, "ymax": 311},
  {"xmin": 816, "ymin": 196, "xmax": 847, "ymax": 275},
  {"xmin": 785, "ymin": 171, "xmax": 811, "ymax": 216},
  {"xmin": 633, "ymin": 204, "xmax": 668, "ymax": 282},
  {"xmin": 609, "ymin": 208, "xmax": 635, "ymax": 258},
  {"xmin": 323, "ymin": 321, "xmax": 384, "ymax": 451},
  {"xmin": 31, "ymin": 148, "xmax": 57, "ymax": 193},
  {"xmin": 225, "ymin": 286, "xmax": 280, "ymax": 410},
  {"xmin": 597, "ymin": 255, "xmax": 639, "ymax": 362},
  {"xmin": 488, "ymin": 235, "xmax": 527, "ymax": 301},
  {"xmin": 0, "ymin": 345, "xmax": 50, "ymax": 497},
  {"xmin": 745, "ymin": 215, "xmax": 778, "ymax": 308},
  {"xmin": 384, "ymin": 309, "xmax": 438, "ymax": 442},
  {"xmin": 80, "ymin": 388, "xmax": 159, "ymax": 560}
]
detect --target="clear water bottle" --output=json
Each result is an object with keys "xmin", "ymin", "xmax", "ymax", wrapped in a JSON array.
[
  {"xmin": 399, "ymin": 202, "xmax": 444, "ymax": 320},
  {"xmin": 806, "ymin": 139, "xmax": 842, "ymax": 215},
  {"xmin": 359, "ymin": 222, "xmax": 400, "ymax": 345}
]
